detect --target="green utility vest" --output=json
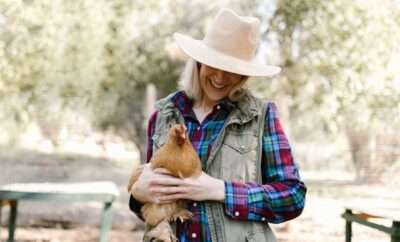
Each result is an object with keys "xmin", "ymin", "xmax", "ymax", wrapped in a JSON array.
[{"xmin": 148, "ymin": 91, "xmax": 276, "ymax": 242}]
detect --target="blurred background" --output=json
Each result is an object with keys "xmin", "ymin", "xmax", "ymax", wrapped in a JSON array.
[{"xmin": 0, "ymin": 0, "xmax": 399, "ymax": 241}]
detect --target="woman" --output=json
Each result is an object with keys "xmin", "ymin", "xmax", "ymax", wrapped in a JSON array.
[{"xmin": 129, "ymin": 8, "xmax": 306, "ymax": 242}]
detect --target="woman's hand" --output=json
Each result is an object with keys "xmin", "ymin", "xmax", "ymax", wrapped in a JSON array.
[
  {"xmin": 150, "ymin": 172, "xmax": 226, "ymax": 203},
  {"xmin": 130, "ymin": 164, "xmax": 175, "ymax": 204},
  {"xmin": 131, "ymin": 164, "xmax": 225, "ymax": 203}
]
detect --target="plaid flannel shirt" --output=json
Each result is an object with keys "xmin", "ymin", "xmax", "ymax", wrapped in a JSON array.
[{"xmin": 129, "ymin": 91, "xmax": 306, "ymax": 241}]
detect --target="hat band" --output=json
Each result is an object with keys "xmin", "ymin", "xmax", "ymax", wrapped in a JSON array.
[{"xmin": 203, "ymin": 37, "xmax": 256, "ymax": 61}]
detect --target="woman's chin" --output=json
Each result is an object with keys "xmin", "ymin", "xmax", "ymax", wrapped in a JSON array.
[{"xmin": 206, "ymin": 94, "xmax": 225, "ymax": 103}]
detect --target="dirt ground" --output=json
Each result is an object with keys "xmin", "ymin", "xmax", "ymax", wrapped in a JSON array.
[{"xmin": 0, "ymin": 147, "xmax": 399, "ymax": 242}]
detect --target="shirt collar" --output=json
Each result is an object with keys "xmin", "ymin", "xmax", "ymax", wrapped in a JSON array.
[{"xmin": 170, "ymin": 91, "xmax": 237, "ymax": 117}]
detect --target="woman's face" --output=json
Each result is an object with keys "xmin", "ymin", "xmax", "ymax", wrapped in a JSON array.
[{"xmin": 199, "ymin": 64, "xmax": 243, "ymax": 105}]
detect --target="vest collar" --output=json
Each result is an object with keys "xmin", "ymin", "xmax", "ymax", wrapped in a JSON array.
[
  {"xmin": 226, "ymin": 91, "xmax": 261, "ymax": 125},
  {"xmin": 155, "ymin": 90, "xmax": 262, "ymax": 124}
]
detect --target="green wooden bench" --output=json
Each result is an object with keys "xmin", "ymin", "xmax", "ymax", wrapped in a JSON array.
[
  {"xmin": 342, "ymin": 205, "xmax": 400, "ymax": 242},
  {"xmin": 0, "ymin": 181, "xmax": 119, "ymax": 242}
]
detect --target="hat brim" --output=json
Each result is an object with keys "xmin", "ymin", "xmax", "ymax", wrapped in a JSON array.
[{"xmin": 173, "ymin": 33, "xmax": 281, "ymax": 77}]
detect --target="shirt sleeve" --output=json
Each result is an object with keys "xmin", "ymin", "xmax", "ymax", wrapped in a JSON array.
[
  {"xmin": 129, "ymin": 111, "xmax": 158, "ymax": 220},
  {"xmin": 224, "ymin": 102, "xmax": 307, "ymax": 223}
]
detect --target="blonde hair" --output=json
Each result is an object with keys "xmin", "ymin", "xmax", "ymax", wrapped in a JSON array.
[{"xmin": 178, "ymin": 58, "xmax": 249, "ymax": 102}]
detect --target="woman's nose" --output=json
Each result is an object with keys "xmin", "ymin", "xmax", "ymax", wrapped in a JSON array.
[{"xmin": 215, "ymin": 70, "xmax": 228, "ymax": 83}]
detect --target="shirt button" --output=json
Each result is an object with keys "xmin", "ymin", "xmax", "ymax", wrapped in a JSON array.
[
  {"xmin": 216, "ymin": 105, "xmax": 221, "ymax": 110},
  {"xmin": 234, "ymin": 211, "xmax": 240, "ymax": 217},
  {"xmin": 193, "ymin": 202, "xmax": 197, "ymax": 207},
  {"xmin": 197, "ymin": 126, "xmax": 201, "ymax": 131},
  {"xmin": 192, "ymin": 233, "xmax": 197, "ymax": 238},
  {"xmin": 261, "ymin": 217, "xmax": 266, "ymax": 221}
]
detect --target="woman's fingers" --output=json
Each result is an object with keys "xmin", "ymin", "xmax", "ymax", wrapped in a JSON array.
[
  {"xmin": 150, "ymin": 175, "xmax": 183, "ymax": 186},
  {"xmin": 150, "ymin": 185, "xmax": 188, "ymax": 194},
  {"xmin": 152, "ymin": 167, "xmax": 173, "ymax": 175},
  {"xmin": 150, "ymin": 186, "xmax": 188, "ymax": 203},
  {"xmin": 159, "ymin": 193, "xmax": 187, "ymax": 202}
]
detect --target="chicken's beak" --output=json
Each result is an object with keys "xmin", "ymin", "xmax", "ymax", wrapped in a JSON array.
[
  {"xmin": 181, "ymin": 132, "xmax": 186, "ymax": 141},
  {"xmin": 174, "ymin": 124, "xmax": 187, "ymax": 145}
]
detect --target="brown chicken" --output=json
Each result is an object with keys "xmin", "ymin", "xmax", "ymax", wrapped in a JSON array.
[{"xmin": 128, "ymin": 123, "xmax": 202, "ymax": 242}]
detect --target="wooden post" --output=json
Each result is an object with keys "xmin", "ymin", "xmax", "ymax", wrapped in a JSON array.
[
  {"xmin": 0, "ymin": 200, "xmax": 2, "ymax": 239},
  {"xmin": 8, "ymin": 200, "xmax": 18, "ymax": 242},
  {"xmin": 345, "ymin": 209, "xmax": 352, "ymax": 242},
  {"xmin": 145, "ymin": 83, "xmax": 157, "ymax": 121},
  {"xmin": 392, "ymin": 221, "xmax": 400, "ymax": 242},
  {"xmin": 99, "ymin": 202, "xmax": 113, "ymax": 242}
]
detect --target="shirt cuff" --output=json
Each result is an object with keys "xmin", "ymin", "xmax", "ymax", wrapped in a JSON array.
[
  {"xmin": 129, "ymin": 195, "xmax": 144, "ymax": 220},
  {"xmin": 224, "ymin": 181, "xmax": 249, "ymax": 220}
]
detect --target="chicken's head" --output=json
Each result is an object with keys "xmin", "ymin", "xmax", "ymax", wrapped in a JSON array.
[{"xmin": 168, "ymin": 124, "xmax": 187, "ymax": 146}]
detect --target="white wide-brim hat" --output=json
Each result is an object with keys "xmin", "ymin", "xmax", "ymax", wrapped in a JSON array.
[{"xmin": 174, "ymin": 8, "xmax": 281, "ymax": 77}]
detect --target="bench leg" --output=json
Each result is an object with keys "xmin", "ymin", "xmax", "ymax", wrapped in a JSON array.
[
  {"xmin": 392, "ymin": 221, "xmax": 400, "ymax": 242},
  {"xmin": 345, "ymin": 209, "xmax": 352, "ymax": 242},
  {"xmin": 99, "ymin": 202, "xmax": 113, "ymax": 242},
  {"xmin": 8, "ymin": 200, "xmax": 18, "ymax": 242},
  {"xmin": 0, "ymin": 200, "xmax": 3, "ymax": 239}
]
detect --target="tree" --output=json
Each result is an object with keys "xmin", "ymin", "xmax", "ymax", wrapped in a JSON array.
[
  {"xmin": 0, "ymin": 0, "xmax": 113, "ymax": 145},
  {"xmin": 94, "ymin": 0, "xmax": 261, "ymax": 161},
  {"xmin": 259, "ymin": 0, "xmax": 400, "ymax": 181},
  {"xmin": 1, "ymin": 0, "xmax": 260, "ymax": 160}
]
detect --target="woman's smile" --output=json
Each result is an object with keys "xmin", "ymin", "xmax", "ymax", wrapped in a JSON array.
[
  {"xmin": 199, "ymin": 64, "xmax": 243, "ymax": 106},
  {"xmin": 208, "ymin": 77, "xmax": 227, "ymax": 90}
]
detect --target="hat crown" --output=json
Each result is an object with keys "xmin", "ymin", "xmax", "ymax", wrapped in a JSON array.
[
  {"xmin": 173, "ymin": 8, "xmax": 281, "ymax": 76},
  {"xmin": 204, "ymin": 9, "xmax": 260, "ymax": 61}
]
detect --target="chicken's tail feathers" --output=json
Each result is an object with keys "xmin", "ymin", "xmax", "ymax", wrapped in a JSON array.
[{"xmin": 127, "ymin": 164, "xmax": 144, "ymax": 193}]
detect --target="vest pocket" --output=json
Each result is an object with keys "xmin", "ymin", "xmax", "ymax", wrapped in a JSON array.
[
  {"xmin": 245, "ymin": 224, "xmax": 277, "ymax": 242},
  {"xmin": 224, "ymin": 137, "xmax": 253, "ymax": 154},
  {"xmin": 246, "ymin": 234, "xmax": 258, "ymax": 242},
  {"xmin": 246, "ymin": 232, "xmax": 275, "ymax": 242},
  {"xmin": 220, "ymin": 133, "xmax": 258, "ymax": 182}
]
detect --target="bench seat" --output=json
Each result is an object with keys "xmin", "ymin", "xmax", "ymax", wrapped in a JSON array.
[{"xmin": 0, "ymin": 181, "xmax": 120, "ymax": 242}]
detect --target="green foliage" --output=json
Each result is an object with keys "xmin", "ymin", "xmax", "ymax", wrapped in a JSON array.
[
  {"xmin": 262, "ymin": 0, "xmax": 400, "ymax": 133},
  {"xmin": 0, "ymin": 0, "xmax": 112, "ymax": 143},
  {"xmin": 254, "ymin": 0, "xmax": 400, "ymax": 181},
  {"xmin": 0, "ymin": 0, "xmax": 258, "ymax": 151},
  {"xmin": 0, "ymin": 0, "xmax": 399, "ymax": 177}
]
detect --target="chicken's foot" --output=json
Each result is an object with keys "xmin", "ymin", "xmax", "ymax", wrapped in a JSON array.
[{"xmin": 146, "ymin": 220, "xmax": 177, "ymax": 242}]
